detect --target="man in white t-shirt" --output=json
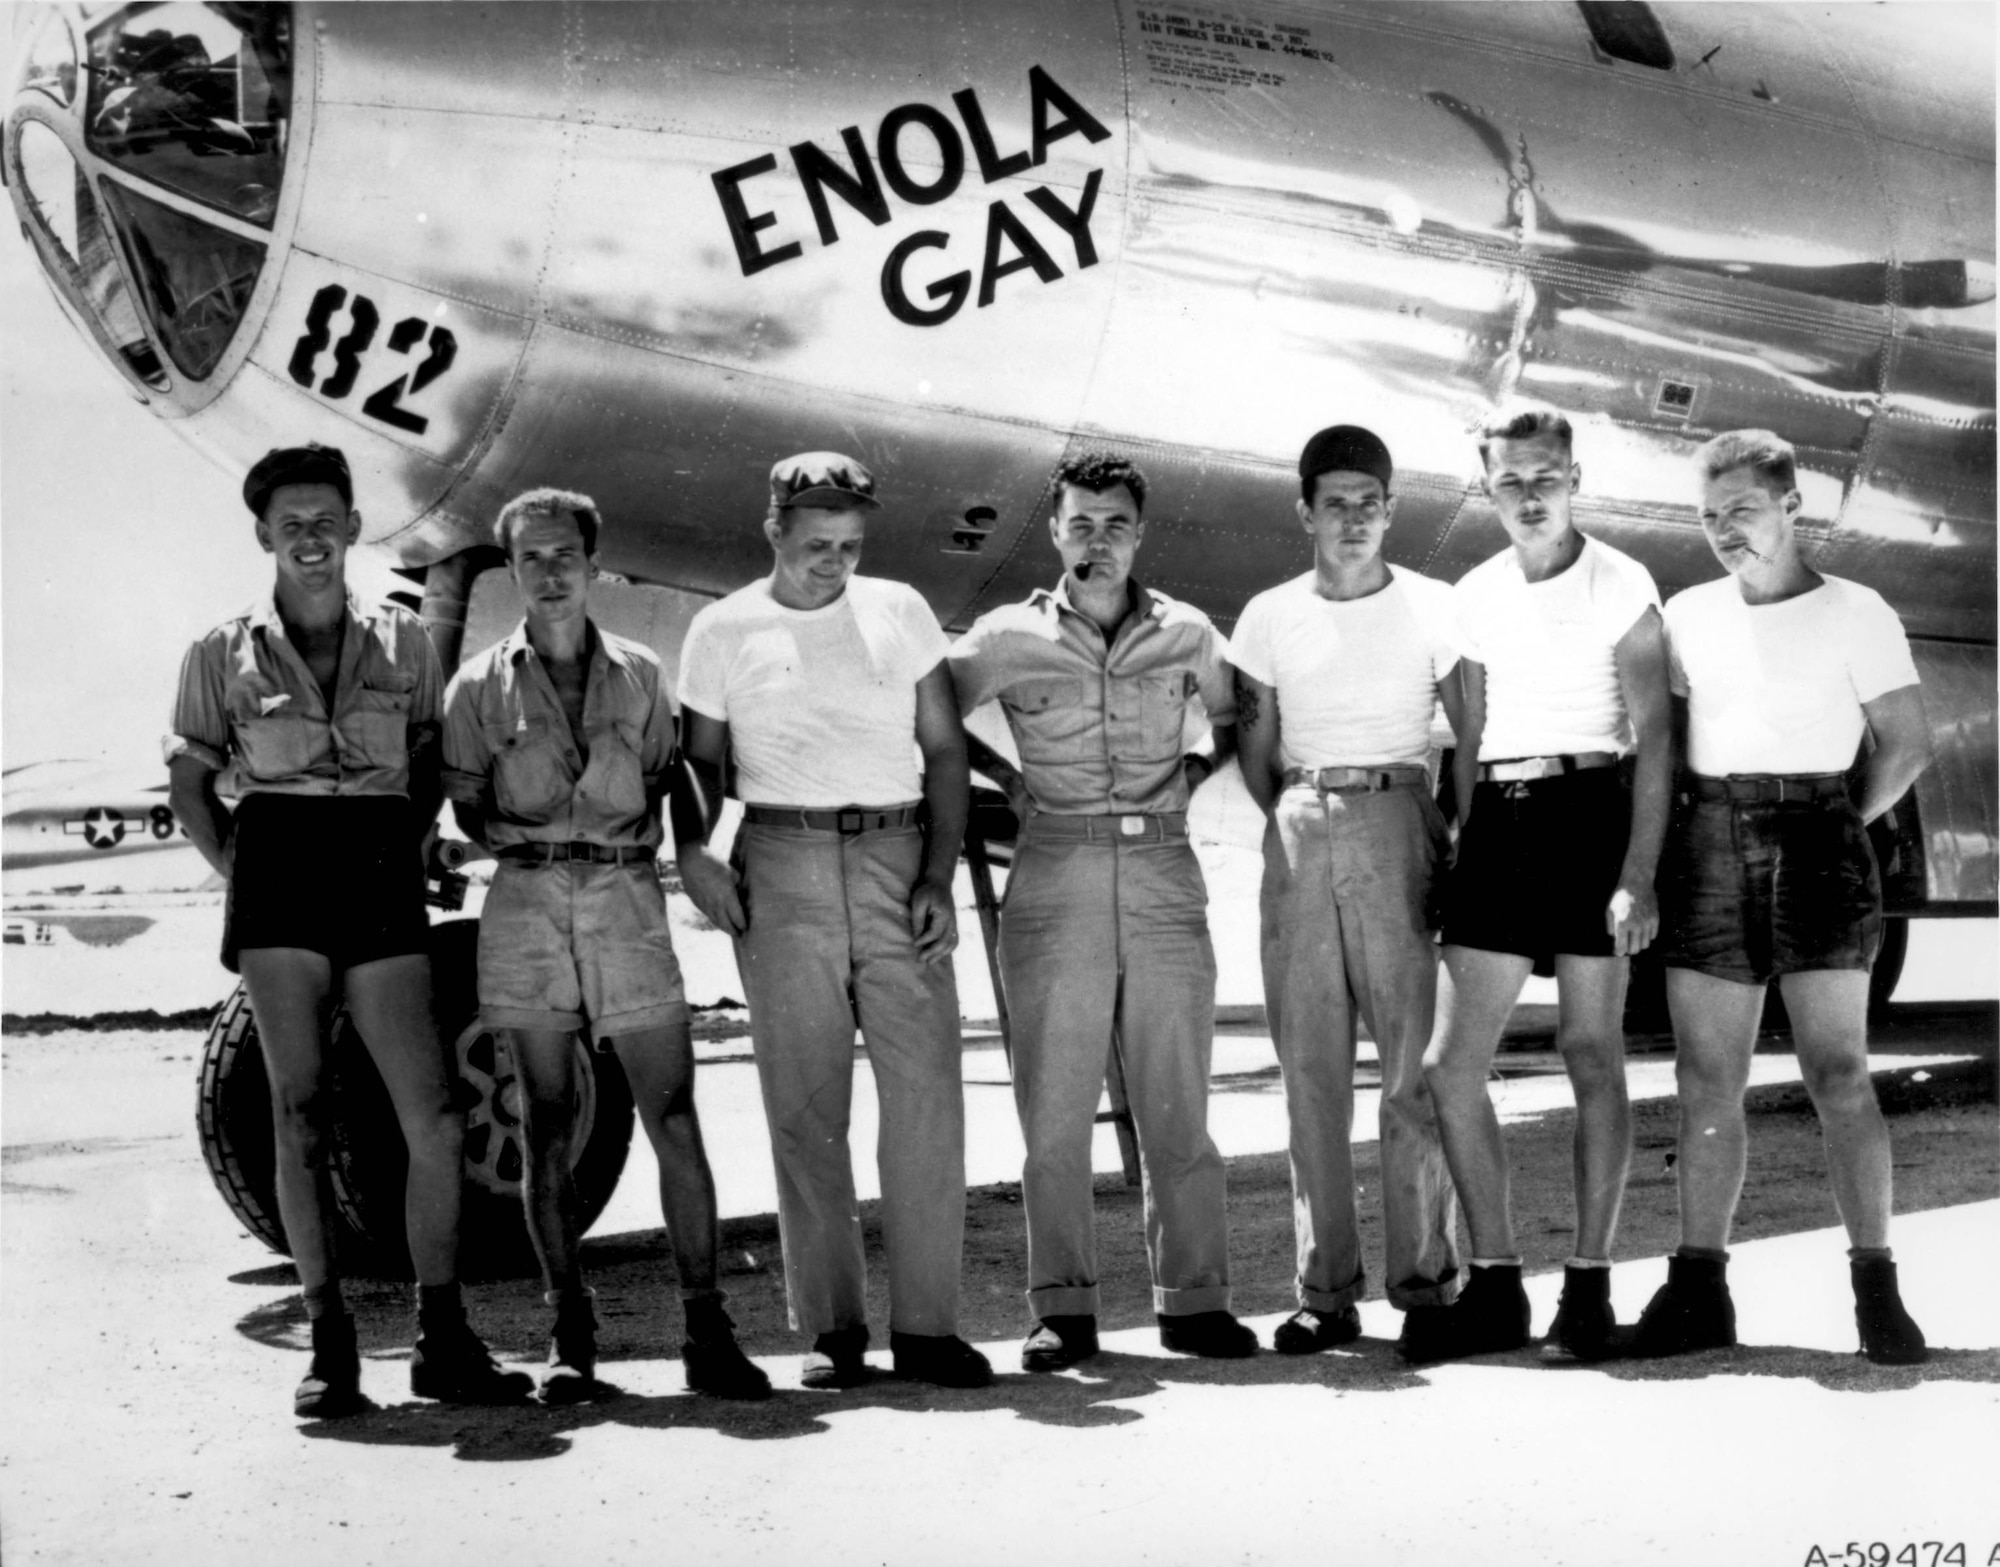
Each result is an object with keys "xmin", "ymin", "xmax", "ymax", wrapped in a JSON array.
[
  {"xmin": 675, "ymin": 452, "xmax": 990, "ymax": 1391},
  {"xmin": 1229, "ymin": 425, "xmax": 1465, "ymax": 1356},
  {"xmin": 1637, "ymin": 428, "xmax": 1934, "ymax": 1365},
  {"xmin": 1410, "ymin": 406, "xmax": 1673, "ymax": 1365}
]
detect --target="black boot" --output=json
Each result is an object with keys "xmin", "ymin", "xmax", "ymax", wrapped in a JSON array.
[
  {"xmin": 1541, "ymin": 1265, "xmax": 1622, "ymax": 1365},
  {"xmin": 682, "ymin": 1296, "xmax": 773, "ymax": 1400},
  {"xmin": 295, "ymin": 1312, "xmax": 365, "ymax": 1419},
  {"xmin": 539, "ymin": 1290, "xmax": 601, "ymax": 1406},
  {"xmin": 1630, "ymin": 1250, "xmax": 1736, "ymax": 1359},
  {"xmin": 1852, "ymin": 1254, "xmax": 1928, "ymax": 1366},
  {"xmin": 411, "ymin": 1297, "xmax": 535, "ymax": 1405},
  {"xmin": 799, "ymin": 1324, "xmax": 871, "ymax": 1391},
  {"xmin": 1397, "ymin": 1264, "xmax": 1530, "ymax": 1365}
]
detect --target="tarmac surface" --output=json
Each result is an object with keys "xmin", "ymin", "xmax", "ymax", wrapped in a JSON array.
[{"xmin": 3, "ymin": 843, "xmax": 1997, "ymax": 1565}]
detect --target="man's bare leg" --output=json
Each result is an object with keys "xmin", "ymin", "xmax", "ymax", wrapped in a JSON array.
[
  {"xmin": 1404, "ymin": 946, "xmax": 1536, "ymax": 1362},
  {"xmin": 239, "ymin": 949, "xmax": 340, "ymax": 1299},
  {"xmin": 343, "ymin": 953, "xmax": 462, "ymax": 1286},
  {"xmin": 1423, "ymin": 945, "xmax": 1533, "ymax": 1257},
  {"xmin": 612, "ymin": 1022, "xmax": 718, "ymax": 1291},
  {"xmin": 1549, "ymin": 954, "xmax": 1633, "ymax": 1261},
  {"xmin": 1633, "ymin": 967, "xmax": 1770, "ymax": 1359},
  {"xmin": 1777, "ymin": 970, "xmax": 1888, "ymax": 1246},
  {"xmin": 1778, "ymin": 967, "xmax": 1926, "ymax": 1362},
  {"xmin": 1662, "ymin": 968, "xmax": 1762, "ymax": 1251},
  {"xmin": 503, "ymin": 1027, "xmax": 586, "ymax": 1291},
  {"xmin": 612, "ymin": 1022, "xmax": 769, "ymax": 1397}
]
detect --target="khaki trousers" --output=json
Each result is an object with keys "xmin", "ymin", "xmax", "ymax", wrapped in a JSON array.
[
  {"xmin": 998, "ymin": 817, "xmax": 1232, "ymax": 1318},
  {"xmin": 1261, "ymin": 785, "xmax": 1461, "ymax": 1311},
  {"xmin": 733, "ymin": 824, "xmax": 966, "ymax": 1337}
]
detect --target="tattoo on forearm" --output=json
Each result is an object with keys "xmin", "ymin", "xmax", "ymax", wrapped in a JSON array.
[{"xmin": 1234, "ymin": 674, "xmax": 1263, "ymax": 731}]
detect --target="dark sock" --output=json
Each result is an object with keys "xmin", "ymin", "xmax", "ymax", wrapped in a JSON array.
[
  {"xmin": 416, "ymin": 1281, "xmax": 464, "ymax": 1329},
  {"xmin": 1677, "ymin": 1245, "xmax": 1728, "ymax": 1264},
  {"xmin": 1848, "ymin": 1246, "xmax": 1892, "ymax": 1263}
]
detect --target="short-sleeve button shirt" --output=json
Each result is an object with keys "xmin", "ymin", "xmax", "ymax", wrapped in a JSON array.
[
  {"xmin": 948, "ymin": 580, "xmax": 1236, "ymax": 815},
  {"xmin": 165, "ymin": 591, "xmax": 442, "ymax": 799},
  {"xmin": 441, "ymin": 621, "xmax": 677, "ymax": 852}
]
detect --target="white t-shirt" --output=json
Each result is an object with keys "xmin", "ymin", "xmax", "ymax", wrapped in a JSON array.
[
  {"xmin": 1227, "ymin": 566, "xmax": 1459, "ymax": 769},
  {"xmin": 1454, "ymin": 535, "xmax": 1660, "ymax": 759},
  {"xmin": 677, "ymin": 574, "xmax": 950, "ymax": 807},
  {"xmin": 1665, "ymin": 574, "xmax": 1920, "ymax": 776}
]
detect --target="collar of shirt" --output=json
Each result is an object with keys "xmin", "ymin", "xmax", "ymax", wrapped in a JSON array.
[{"xmin": 1030, "ymin": 576, "xmax": 1169, "ymax": 637}]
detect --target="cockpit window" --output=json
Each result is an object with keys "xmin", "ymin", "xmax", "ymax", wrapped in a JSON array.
[
  {"xmin": 98, "ymin": 179, "xmax": 264, "ymax": 379},
  {"xmin": 13, "ymin": 121, "xmax": 169, "ymax": 389},
  {"xmin": 18, "ymin": 12, "xmax": 79, "ymax": 107},
  {"xmin": 84, "ymin": 2, "xmax": 289, "ymax": 227}
]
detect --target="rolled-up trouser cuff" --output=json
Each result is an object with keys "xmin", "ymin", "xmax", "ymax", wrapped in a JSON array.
[
  {"xmin": 1387, "ymin": 1269, "xmax": 1463, "ymax": 1310},
  {"xmin": 1154, "ymin": 1284, "xmax": 1232, "ymax": 1316},
  {"xmin": 1028, "ymin": 1283, "xmax": 1100, "ymax": 1318},
  {"xmin": 1301, "ymin": 1274, "xmax": 1366, "ymax": 1313}
]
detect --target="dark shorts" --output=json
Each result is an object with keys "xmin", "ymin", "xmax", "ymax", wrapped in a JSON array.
[
  {"xmin": 1441, "ymin": 766, "xmax": 1629, "ymax": 971},
  {"xmin": 1658, "ymin": 789, "xmax": 1880, "ymax": 985},
  {"xmin": 223, "ymin": 794, "xmax": 430, "ymax": 974}
]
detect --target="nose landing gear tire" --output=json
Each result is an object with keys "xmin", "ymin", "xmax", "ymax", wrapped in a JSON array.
[{"xmin": 194, "ymin": 918, "xmax": 637, "ymax": 1278}]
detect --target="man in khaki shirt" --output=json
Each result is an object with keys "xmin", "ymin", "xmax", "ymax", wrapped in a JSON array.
[
  {"xmin": 169, "ymin": 443, "xmax": 527, "ymax": 1418},
  {"xmin": 948, "ymin": 451, "xmax": 1255, "ymax": 1370},
  {"xmin": 443, "ymin": 488, "xmax": 769, "ymax": 1403}
]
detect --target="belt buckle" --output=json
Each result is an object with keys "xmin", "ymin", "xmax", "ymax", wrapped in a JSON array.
[
  {"xmin": 570, "ymin": 840, "xmax": 591, "ymax": 862},
  {"xmin": 838, "ymin": 811, "xmax": 863, "ymax": 833},
  {"xmin": 1120, "ymin": 815, "xmax": 1145, "ymax": 836}
]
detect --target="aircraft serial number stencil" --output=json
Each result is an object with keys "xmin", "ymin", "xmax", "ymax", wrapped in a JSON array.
[{"xmin": 255, "ymin": 254, "xmax": 524, "ymax": 460}]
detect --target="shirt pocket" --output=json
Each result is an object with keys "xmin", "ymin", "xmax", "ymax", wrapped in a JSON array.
[
  {"xmin": 1002, "ymin": 677, "xmax": 1087, "ymax": 765},
  {"xmin": 485, "ymin": 718, "xmax": 570, "ymax": 820},
  {"xmin": 341, "ymin": 675, "xmax": 416, "ymax": 773},
  {"xmin": 1109, "ymin": 671, "xmax": 1188, "ymax": 758},
  {"xmin": 226, "ymin": 678, "xmax": 316, "ymax": 783},
  {"xmin": 593, "ymin": 717, "xmax": 651, "ymax": 817}
]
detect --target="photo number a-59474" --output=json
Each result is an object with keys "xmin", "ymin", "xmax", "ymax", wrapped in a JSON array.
[
  {"xmin": 1802, "ymin": 1544, "xmax": 1998, "ymax": 1567},
  {"xmin": 286, "ymin": 284, "xmax": 457, "ymax": 435}
]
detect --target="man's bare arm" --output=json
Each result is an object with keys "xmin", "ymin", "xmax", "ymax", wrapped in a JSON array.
[
  {"xmin": 675, "ymin": 709, "xmax": 746, "ymax": 936},
  {"xmin": 1611, "ymin": 607, "xmax": 1673, "ymax": 955},
  {"xmin": 965, "ymin": 730, "xmax": 1028, "ymax": 826},
  {"xmin": 167, "ymin": 755, "xmax": 233, "ymax": 880},
  {"xmin": 1854, "ymin": 684, "xmax": 1934, "ymax": 824},
  {"xmin": 1452, "ymin": 660, "xmax": 1487, "ymax": 834},
  {"xmin": 910, "ymin": 663, "xmax": 969, "ymax": 964},
  {"xmin": 1233, "ymin": 668, "xmax": 1280, "ymax": 817}
]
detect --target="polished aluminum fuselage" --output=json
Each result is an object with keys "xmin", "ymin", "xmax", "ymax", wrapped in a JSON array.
[{"xmin": 9, "ymin": 1, "xmax": 1995, "ymax": 901}]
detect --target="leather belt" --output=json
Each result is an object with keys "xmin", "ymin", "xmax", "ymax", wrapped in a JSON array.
[
  {"xmin": 1479, "ymin": 752, "xmax": 1619, "ymax": 783},
  {"xmin": 498, "ymin": 841, "xmax": 656, "ymax": 865},
  {"xmin": 1283, "ymin": 765, "xmax": 1428, "ymax": 794},
  {"xmin": 1690, "ymin": 773, "xmax": 1848, "ymax": 804},
  {"xmin": 742, "ymin": 804, "xmax": 921, "ymax": 834},
  {"xmin": 1024, "ymin": 812, "xmax": 1187, "ymax": 842}
]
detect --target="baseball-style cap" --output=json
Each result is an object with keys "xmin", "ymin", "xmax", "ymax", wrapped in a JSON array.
[
  {"xmin": 1298, "ymin": 425, "xmax": 1393, "ymax": 492},
  {"xmin": 769, "ymin": 451, "xmax": 881, "ymax": 511},
  {"xmin": 242, "ymin": 443, "xmax": 353, "ymax": 516}
]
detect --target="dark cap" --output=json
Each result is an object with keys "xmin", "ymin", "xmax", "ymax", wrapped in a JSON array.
[
  {"xmin": 769, "ymin": 451, "xmax": 880, "ymax": 512},
  {"xmin": 1298, "ymin": 425, "xmax": 1393, "ymax": 493},
  {"xmin": 243, "ymin": 444, "xmax": 353, "ymax": 517}
]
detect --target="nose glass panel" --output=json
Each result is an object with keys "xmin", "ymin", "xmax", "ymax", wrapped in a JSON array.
[
  {"xmin": 13, "ymin": 120, "xmax": 169, "ymax": 389},
  {"xmin": 97, "ymin": 179, "xmax": 264, "ymax": 380},
  {"xmin": 16, "ymin": 11, "xmax": 79, "ymax": 106},
  {"xmin": 84, "ymin": 1, "xmax": 291, "ymax": 226}
]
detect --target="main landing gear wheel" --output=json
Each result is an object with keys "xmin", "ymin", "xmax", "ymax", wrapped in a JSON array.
[{"xmin": 194, "ymin": 918, "xmax": 637, "ymax": 1278}]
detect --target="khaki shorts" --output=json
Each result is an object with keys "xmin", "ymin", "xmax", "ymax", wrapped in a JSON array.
[{"xmin": 478, "ymin": 859, "xmax": 687, "ymax": 1043}]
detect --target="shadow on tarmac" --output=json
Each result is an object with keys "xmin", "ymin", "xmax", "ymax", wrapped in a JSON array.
[
  {"xmin": 265, "ymin": 1331, "xmax": 2000, "ymax": 1462},
  {"xmin": 293, "ymin": 1342, "xmax": 1433, "ymax": 1461}
]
